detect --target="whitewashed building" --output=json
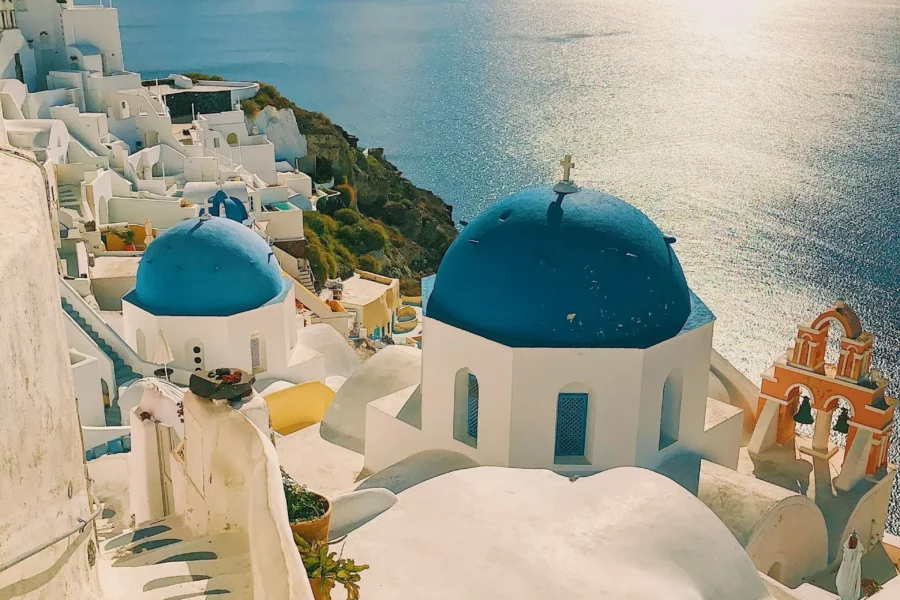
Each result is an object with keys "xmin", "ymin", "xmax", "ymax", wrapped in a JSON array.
[{"xmin": 121, "ymin": 215, "xmax": 326, "ymax": 383}]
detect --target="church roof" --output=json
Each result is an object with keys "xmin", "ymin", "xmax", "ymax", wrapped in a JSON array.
[
  {"xmin": 341, "ymin": 466, "xmax": 771, "ymax": 599},
  {"xmin": 129, "ymin": 216, "xmax": 287, "ymax": 317},
  {"xmin": 427, "ymin": 186, "xmax": 692, "ymax": 348}
]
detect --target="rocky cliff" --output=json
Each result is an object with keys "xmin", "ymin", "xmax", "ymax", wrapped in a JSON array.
[{"xmin": 185, "ymin": 74, "xmax": 458, "ymax": 294}]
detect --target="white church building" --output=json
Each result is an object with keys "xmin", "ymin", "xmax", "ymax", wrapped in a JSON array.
[
  {"xmin": 122, "ymin": 215, "xmax": 324, "ymax": 384},
  {"xmin": 343, "ymin": 184, "xmax": 744, "ymax": 478}
]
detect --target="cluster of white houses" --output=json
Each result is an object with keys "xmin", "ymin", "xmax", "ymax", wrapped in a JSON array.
[{"xmin": 1, "ymin": 1, "xmax": 900, "ymax": 599}]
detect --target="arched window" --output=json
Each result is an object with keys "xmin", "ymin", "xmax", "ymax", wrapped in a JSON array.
[
  {"xmin": 453, "ymin": 368, "xmax": 478, "ymax": 448},
  {"xmin": 250, "ymin": 334, "xmax": 266, "ymax": 374},
  {"xmin": 226, "ymin": 132, "xmax": 239, "ymax": 146},
  {"xmin": 135, "ymin": 329, "xmax": 147, "ymax": 361},
  {"xmin": 659, "ymin": 370, "xmax": 684, "ymax": 450},
  {"xmin": 555, "ymin": 390, "xmax": 589, "ymax": 461},
  {"xmin": 186, "ymin": 340, "xmax": 204, "ymax": 373}
]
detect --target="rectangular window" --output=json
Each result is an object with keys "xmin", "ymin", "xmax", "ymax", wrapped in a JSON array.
[
  {"xmin": 452, "ymin": 370, "xmax": 478, "ymax": 448},
  {"xmin": 555, "ymin": 393, "xmax": 588, "ymax": 458},
  {"xmin": 467, "ymin": 374, "xmax": 479, "ymax": 438},
  {"xmin": 213, "ymin": 138, "xmax": 220, "ymax": 148},
  {"xmin": 13, "ymin": 53, "xmax": 23, "ymax": 84},
  {"xmin": 250, "ymin": 336, "xmax": 262, "ymax": 372}
]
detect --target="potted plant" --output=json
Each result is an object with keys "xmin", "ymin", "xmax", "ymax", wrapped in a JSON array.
[
  {"xmin": 120, "ymin": 229, "xmax": 136, "ymax": 251},
  {"xmin": 295, "ymin": 537, "xmax": 368, "ymax": 600},
  {"xmin": 283, "ymin": 471, "xmax": 331, "ymax": 544}
]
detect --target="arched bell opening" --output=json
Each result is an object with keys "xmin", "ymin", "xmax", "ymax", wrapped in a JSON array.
[{"xmin": 823, "ymin": 396, "xmax": 854, "ymax": 448}]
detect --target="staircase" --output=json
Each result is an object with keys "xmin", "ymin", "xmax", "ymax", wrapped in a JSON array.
[
  {"xmin": 298, "ymin": 266, "xmax": 316, "ymax": 293},
  {"xmin": 61, "ymin": 297, "xmax": 139, "ymax": 425},
  {"xmin": 98, "ymin": 516, "xmax": 253, "ymax": 600},
  {"xmin": 58, "ymin": 184, "xmax": 79, "ymax": 206}
]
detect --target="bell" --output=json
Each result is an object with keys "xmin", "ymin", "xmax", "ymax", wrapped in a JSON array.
[
  {"xmin": 794, "ymin": 397, "xmax": 815, "ymax": 425},
  {"xmin": 833, "ymin": 407, "xmax": 850, "ymax": 434}
]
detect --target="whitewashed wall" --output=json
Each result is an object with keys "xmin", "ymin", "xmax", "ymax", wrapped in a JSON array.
[
  {"xmin": 70, "ymin": 349, "xmax": 105, "ymax": 427},
  {"xmin": 0, "ymin": 150, "xmax": 102, "ymax": 598},
  {"xmin": 107, "ymin": 196, "xmax": 199, "ymax": 229},
  {"xmin": 61, "ymin": 7, "xmax": 125, "ymax": 73},
  {"xmin": 122, "ymin": 283, "xmax": 319, "ymax": 383}
]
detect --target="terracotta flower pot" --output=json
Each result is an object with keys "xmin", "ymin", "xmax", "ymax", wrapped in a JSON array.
[
  {"xmin": 290, "ymin": 494, "xmax": 332, "ymax": 544},
  {"xmin": 309, "ymin": 577, "xmax": 334, "ymax": 600}
]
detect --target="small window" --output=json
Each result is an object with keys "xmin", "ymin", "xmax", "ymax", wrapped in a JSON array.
[
  {"xmin": 453, "ymin": 369, "xmax": 478, "ymax": 448},
  {"xmin": 213, "ymin": 138, "xmax": 220, "ymax": 149},
  {"xmin": 250, "ymin": 334, "xmax": 266, "ymax": 374},
  {"xmin": 135, "ymin": 329, "xmax": 147, "ymax": 361},
  {"xmin": 659, "ymin": 370, "xmax": 684, "ymax": 450},
  {"xmin": 555, "ymin": 393, "xmax": 588, "ymax": 460},
  {"xmin": 466, "ymin": 374, "xmax": 479, "ymax": 438}
]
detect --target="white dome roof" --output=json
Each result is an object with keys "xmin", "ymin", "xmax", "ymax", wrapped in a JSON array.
[{"xmin": 342, "ymin": 466, "xmax": 772, "ymax": 600}]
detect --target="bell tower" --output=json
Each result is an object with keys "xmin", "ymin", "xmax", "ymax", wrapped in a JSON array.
[{"xmin": 749, "ymin": 301, "xmax": 894, "ymax": 491}]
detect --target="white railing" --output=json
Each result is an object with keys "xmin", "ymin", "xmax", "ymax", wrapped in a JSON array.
[{"xmin": 58, "ymin": 276, "xmax": 192, "ymax": 385}]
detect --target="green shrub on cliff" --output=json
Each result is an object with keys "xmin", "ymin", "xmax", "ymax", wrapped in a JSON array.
[
  {"xmin": 303, "ymin": 213, "xmax": 357, "ymax": 283},
  {"xmin": 335, "ymin": 180, "xmax": 358, "ymax": 209},
  {"xmin": 358, "ymin": 254, "xmax": 382, "ymax": 273},
  {"xmin": 333, "ymin": 208, "xmax": 361, "ymax": 225},
  {"xmin": 303, "ymin": 230, "xmax": 335, "ymax": 286}
]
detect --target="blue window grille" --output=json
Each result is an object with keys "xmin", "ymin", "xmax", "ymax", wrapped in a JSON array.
[
  {"xmin": 467, "ymin": 374, "xmax": 479, "ymax": 438},
  {"xmin": 555, "ymin": 393, "xmax": 588, "ymax": 457}
]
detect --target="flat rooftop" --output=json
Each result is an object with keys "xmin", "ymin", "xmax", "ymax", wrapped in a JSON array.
[
  {"xmin": 152, "ymin": 83, "xmax": 256, "ymax": 96},
  {"xmin": 91, "ymin": 255, "xmax": 141, "ymax": 279},
  {"xmin": 337, "ymin": 273, "xmax": 398, "ymax": 306}
]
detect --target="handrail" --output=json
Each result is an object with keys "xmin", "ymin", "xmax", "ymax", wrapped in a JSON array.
[
  {"xmin": 58, "ymin": 276, "xmax": 192, "ymax": 384},
  {"xmin": 0, "ymin": 481, "xmax": 102, "ymax": 575}
]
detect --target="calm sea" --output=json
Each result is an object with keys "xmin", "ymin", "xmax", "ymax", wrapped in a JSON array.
[{"xmin": 111, "ymin": 0, "xmax": 900, "ymax": 516}]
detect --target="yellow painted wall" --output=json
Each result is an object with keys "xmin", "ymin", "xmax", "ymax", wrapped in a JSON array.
[{"xmin": 264, "ymin": 381, "xmax": 335, "ymax": 435}]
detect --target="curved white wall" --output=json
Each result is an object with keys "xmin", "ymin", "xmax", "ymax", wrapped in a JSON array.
[
  {"xmin": 0, "ymin": 150, "xmax": 102, "ymax": 598},
  {"xmin": 180, "ymin": 392, "xmax": 313, "ymax": 599},
  {"xmin": 699, "ymin": 461, "xmax": 827, "ymax": 586},
  {"xmin": 322, "ymin": 345, "xmax": 421, "ymax": 452}
]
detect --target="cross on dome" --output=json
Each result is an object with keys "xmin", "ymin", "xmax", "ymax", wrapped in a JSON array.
[
  {"xmin": 553, "ymin": 154, "xmax": 579, "ymax": 195},
  {"xmin": 560, "ymin": 154, "xmax": 575, "ymax": 182}
]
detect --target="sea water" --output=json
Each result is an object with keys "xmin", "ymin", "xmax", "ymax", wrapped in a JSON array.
[{"xmin": 111, "ymin": 0, "xmax": 900, "ymax": 525}]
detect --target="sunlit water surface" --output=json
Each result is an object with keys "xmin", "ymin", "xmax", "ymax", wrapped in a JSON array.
[{"xmin": 109, "ymin": 0, "xmax": 900, "ymax": 524}]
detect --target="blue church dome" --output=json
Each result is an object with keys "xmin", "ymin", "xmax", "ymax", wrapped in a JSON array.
[
  {"xmin": 427, "ymin": 186, "xmax": 691, "ymax": 349},
  {"xmin": 133, "ymin": 217, "xmax": 286, "ymax": 317}
]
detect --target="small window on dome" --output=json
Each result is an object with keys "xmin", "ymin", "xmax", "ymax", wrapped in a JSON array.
[
  {"xmin": 659, "ymin": 370, "xmax": 683, "ymax": 450},
  {"xmin": 453, "ymin": 368, "xmax": 478, "ymax": 448},
  {"xmin": 555, "ymin": 393, "xmax": 587, "ymax": 461},
  {"xmin": 250, "ymin": 334, "xmax": 266, "ymax": 374},
  {"xmin": 554, "ymin": 383, "xmax": 593, "ymax": 466},
  {"xmin": 135, "ymin": 329, "xmax": 147, "ymax": 361}
]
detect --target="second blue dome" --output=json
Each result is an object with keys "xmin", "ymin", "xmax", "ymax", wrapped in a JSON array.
[{"xmin": 133, "ymin": 217, "xmax": 286, "ymax": 317}]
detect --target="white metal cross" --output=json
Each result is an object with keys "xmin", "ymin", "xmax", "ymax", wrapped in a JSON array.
[{"xmin": 560, "ymin": 155, "xmax": 575, "ymax": 181}]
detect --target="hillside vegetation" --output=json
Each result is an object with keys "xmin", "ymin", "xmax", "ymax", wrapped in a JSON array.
[{"xmin": 184, "ymin": 73, "xmax": 458, "ymax": 293}]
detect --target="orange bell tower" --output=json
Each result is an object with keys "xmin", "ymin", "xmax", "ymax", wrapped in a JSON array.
[{"xmin": 750, "ymin": 301, "xmax": 895, "ymax": 488}]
